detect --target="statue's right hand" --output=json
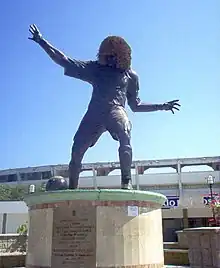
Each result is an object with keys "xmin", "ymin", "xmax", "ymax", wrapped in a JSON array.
[{"xmin": 28, "ymin": 24, "xmax": 42, "ymax": 43}]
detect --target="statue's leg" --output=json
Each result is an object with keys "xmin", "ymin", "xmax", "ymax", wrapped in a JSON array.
[
  {"xmin": 106, "ymin": 107, "xmax": 133, "ymax": 190},
  {"xmin": 69, "ymin": 139, "xmax": 89, "ymax": 189},
  {"xmin": 69, "ymin": 113, "xmax": 105, "ymax": 189}
]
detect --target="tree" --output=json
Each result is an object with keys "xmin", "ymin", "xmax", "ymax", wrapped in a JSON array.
[
  {"xmin": 0, "ymin": 183, "xmax": 46, "ymax": 201},
  {"xmin": 10, "ymin": 185, "xmax": 29, "ymax": 201},
  {"xmin": 0, "ymin": 185, "xmax": 13, "ymax": 200},
  {"xmin": 0, "ymin": 184, "xmax": 28, "ymax": 201}
]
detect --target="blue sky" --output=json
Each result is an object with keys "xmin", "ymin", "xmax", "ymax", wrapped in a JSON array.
[{"xmin": 0, "ymin": 0, "xmax": 219, "ymax": 170}]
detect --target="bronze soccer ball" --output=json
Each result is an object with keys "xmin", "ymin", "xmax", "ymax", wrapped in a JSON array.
[{"xmin": 45, "ymin": 176, "xmax": 68, "ymax": 191}]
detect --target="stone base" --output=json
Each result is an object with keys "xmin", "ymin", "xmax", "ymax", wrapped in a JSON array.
[
  {"xmin": 184, "ymin": 227, "xmax": 220, "ymax": 268},
  {"xmin": 164, "ymin": 249, "xmax": 189, "ymax": 266},
  {"xmin": 0, "ymin": 253, "xmax": 26, "ymax": 268},
  {"xmin": 24, "ymin": 189, "xmax": 166, "ymax": 268}
]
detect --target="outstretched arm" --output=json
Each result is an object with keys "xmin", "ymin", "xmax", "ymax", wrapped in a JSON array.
[
  {"xmin": 28, "ymin": 24, "xmax": 95, "ymax": 83},
  {"xmin": 37, "ymin": 39, "xmax": 69, "ymax": 68},
  {"xmin": 126, "ymin": 70, "xmax": 180, "ymax": 113}
]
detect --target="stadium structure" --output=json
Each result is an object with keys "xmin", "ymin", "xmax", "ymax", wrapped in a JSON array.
[{"xmin": 0, "ymin": 156, "xmax": 219, "ymax": 240}]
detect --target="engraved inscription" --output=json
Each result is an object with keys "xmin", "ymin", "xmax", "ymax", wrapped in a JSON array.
[{"xmin": 51, "ymin": 206, "xmax": 96, "ymax": 268}]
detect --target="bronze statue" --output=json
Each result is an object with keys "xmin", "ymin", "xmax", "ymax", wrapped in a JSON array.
[{"xmin": 29, "ymin": 24, "xmax": 180, "ymax": 190}]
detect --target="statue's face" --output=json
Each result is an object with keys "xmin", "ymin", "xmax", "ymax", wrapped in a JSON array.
[{"xmin": 105, "ymin": 55, "xmax": 117, "ymax": 68}]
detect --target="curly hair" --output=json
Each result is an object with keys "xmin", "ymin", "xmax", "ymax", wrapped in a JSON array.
[{"xmin": 97, "ymin": 36, "xmax": 132, "ymax": 70}]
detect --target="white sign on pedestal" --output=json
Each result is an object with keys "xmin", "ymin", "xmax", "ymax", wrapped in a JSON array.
[{"xmin": 127, "ymin": 206, "xmax": 139, "ymax": 217}]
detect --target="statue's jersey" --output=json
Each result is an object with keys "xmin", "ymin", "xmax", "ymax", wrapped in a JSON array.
[{"xmin": 64, "ymin": 59, "xmax": 140, "ymax": 113}]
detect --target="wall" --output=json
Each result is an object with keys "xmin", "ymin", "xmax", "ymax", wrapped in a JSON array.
[
  {"xmin": 5, "ymin": 213, "xmax": 28, "ymax": 233},
  {"xmin": 0, "ymin": 202, "xmax": 28, "ymax": 234},
  {"xmin": 91, "ymin": 170, "xmax": 220, "ymax": 188}
]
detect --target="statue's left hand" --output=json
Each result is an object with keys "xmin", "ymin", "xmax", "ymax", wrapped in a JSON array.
[
  {"xmin": 162, "ymin": 99, "xmax": 181, "ymax": 114},
  {"xmin": 28, "ymin": 24, "xmax": 43, "ymax": 43}
]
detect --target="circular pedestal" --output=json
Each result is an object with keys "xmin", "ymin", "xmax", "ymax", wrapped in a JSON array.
[{"xmin": 24, "ymin": 189, "xmax": 166, "ymax": 268}]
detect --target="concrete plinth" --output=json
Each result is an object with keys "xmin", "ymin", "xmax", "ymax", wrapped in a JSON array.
[
  {"xmin": 24, "ymin": 189, "xmax": 166, "ymax": 268},
  {"xmin": 184, "ymin": 227, "xmax": 220, "ymax": 268}
]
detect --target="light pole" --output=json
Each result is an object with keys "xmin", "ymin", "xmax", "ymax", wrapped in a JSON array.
[{"xmin": 206, "ymin": 175, "xmax": 215, "ymax": 223}]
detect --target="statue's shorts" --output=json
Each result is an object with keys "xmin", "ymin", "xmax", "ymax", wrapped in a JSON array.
[
  {"xmin": 73, "ymin": 105, "xmax": 132, "ymax": 148},
  {"xmin": 68, "ymin": 105, "xmax": 133, "ymax": 188}
]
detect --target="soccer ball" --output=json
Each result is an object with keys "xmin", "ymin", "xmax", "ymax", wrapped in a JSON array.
[{"xmin": 45, "ymin": 176, "xmax": 68, "ymax": 192}]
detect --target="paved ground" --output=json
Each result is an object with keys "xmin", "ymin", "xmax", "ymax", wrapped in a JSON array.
[
  {"xmin": 164, "ymin": 265, "xmax": 190, "ymax": 268},
  {"xmin": 14, "ymin": 266, "xmax": 190, "ymax": 268}
]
